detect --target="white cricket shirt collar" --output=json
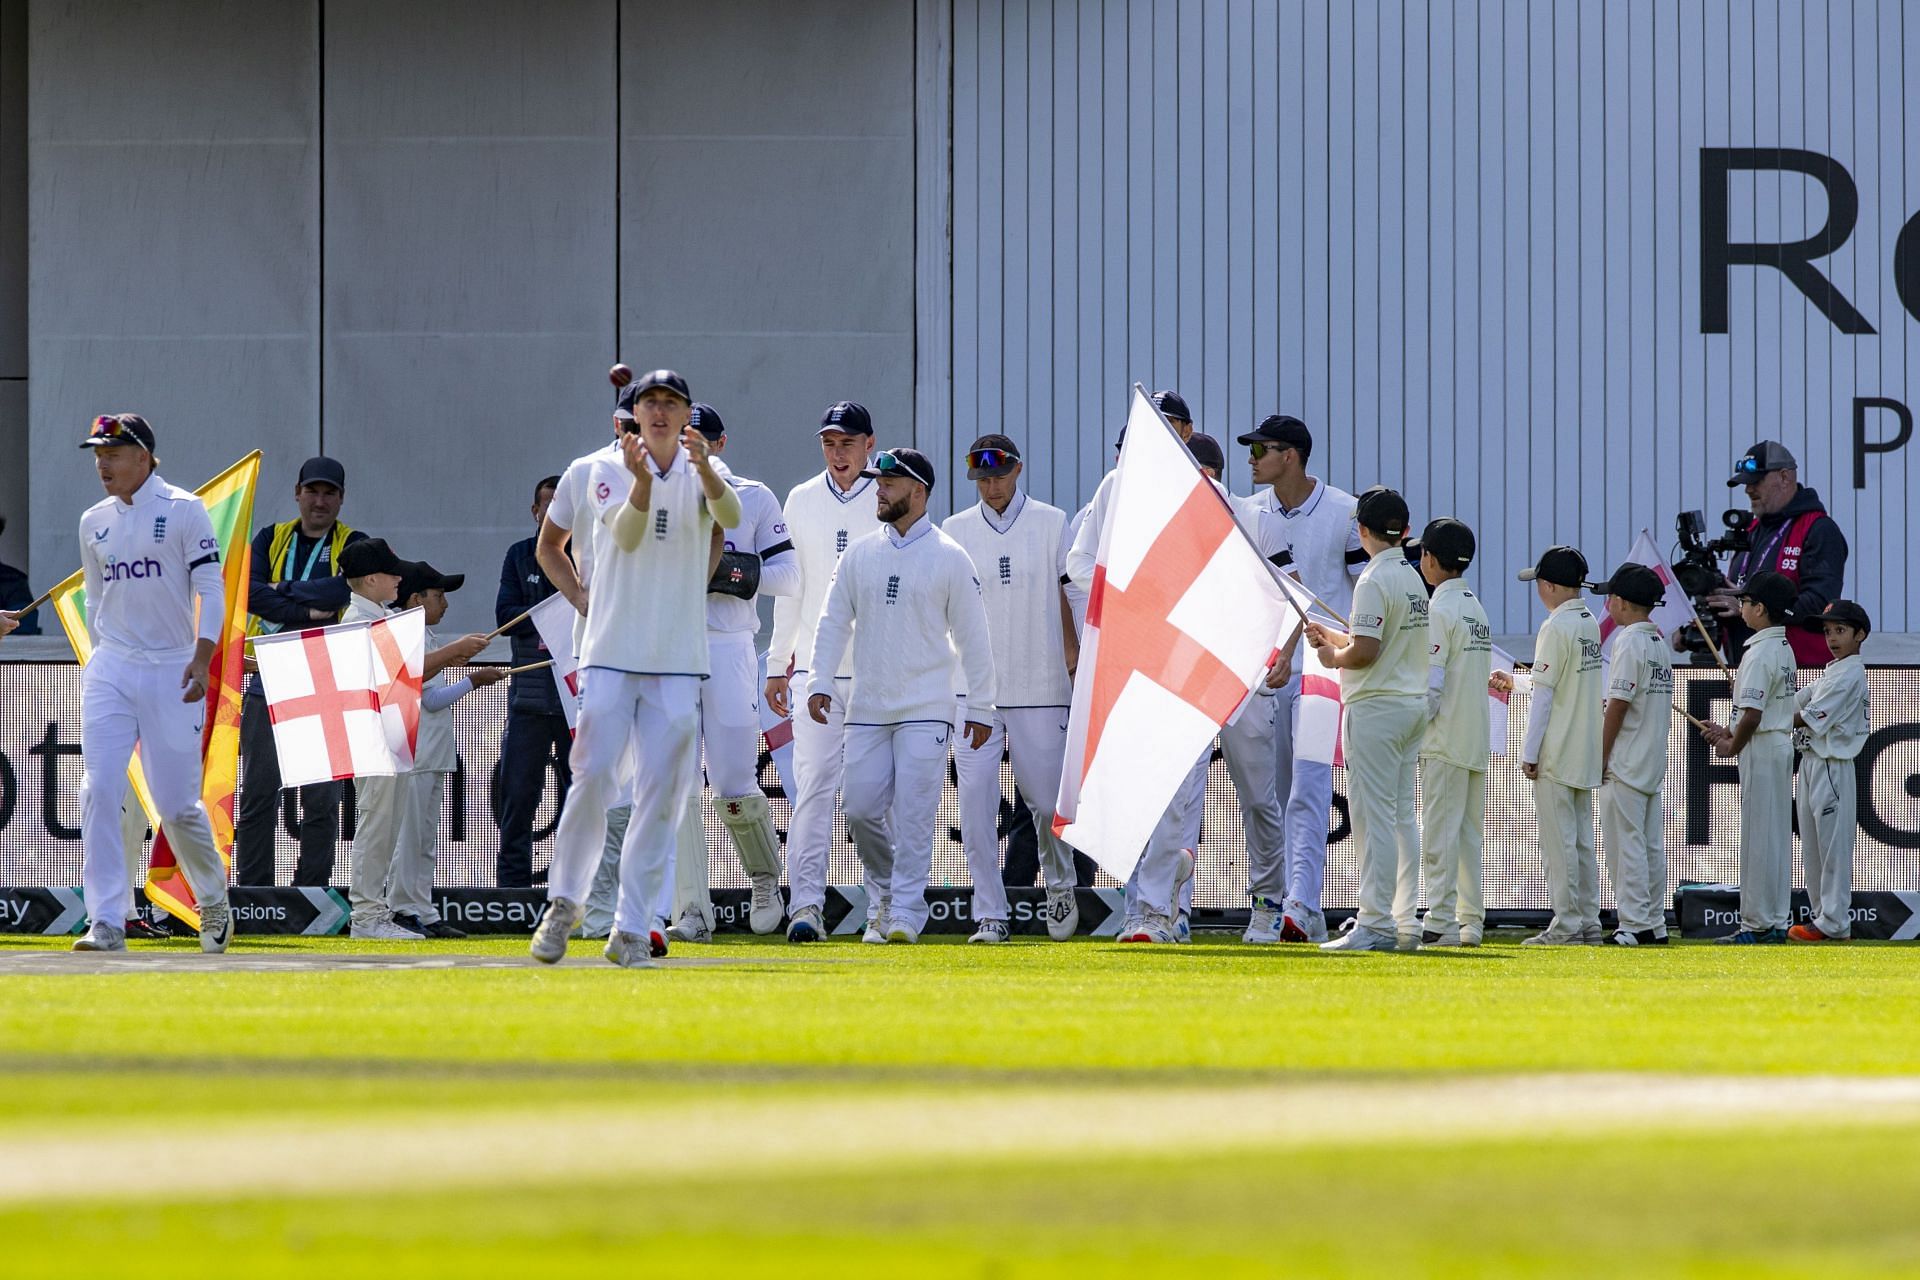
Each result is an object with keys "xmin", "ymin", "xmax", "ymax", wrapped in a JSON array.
[
  {"xmin": 1276, "ymin": 476, "xmax": 1325, "ymax": 519},
  {"xmin": 886, "ymin": 515, "xmax": 934, "ymax": 548},
  {"xmin": 981, "ymin": 489, "xmax": 1027, "ymax": 534}
]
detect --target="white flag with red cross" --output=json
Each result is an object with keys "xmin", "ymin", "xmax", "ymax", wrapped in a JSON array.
[
  {"xmin": 1597, "ymin": 530, "xmax": 1701, "ymax": 655},
  {"xmin": 253, "ymin": 609, "xmax": 426, "ymax": 786},
  {"xmin": 1272, "ymin": 570, "xmax": 1345, "ymax": 768},
  {"xmin": 1054, "ymin": 386, "xmax": 1304, "ymax": 879},
  {"xmin": 527, "ymin": 590, "xmax": 585, "ymax": 731}
]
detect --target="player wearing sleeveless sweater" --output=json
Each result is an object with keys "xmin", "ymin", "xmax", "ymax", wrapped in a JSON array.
[{"xmin": 942, "ymin": 434, "xmax": 1080, "ymax": 943}]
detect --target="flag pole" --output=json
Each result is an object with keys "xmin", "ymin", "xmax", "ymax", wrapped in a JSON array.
[
  {"xmin": 1691, "ymin": 615, "xmax": 1734, "ymax": 675},
  {"xmin": 485, "ymin": 605, "xmax": 537, "ymax": 642},
  {"xmin": 1671, "ymin": 703, "xmax": 1715, "ymax": 733},
  {"xmin": 5, "ymin": 586, "xmax": 53, "ymax": 619},
  {"xmin": 504, "ymin": 659, "xmax": 553, "ymax": 675}
]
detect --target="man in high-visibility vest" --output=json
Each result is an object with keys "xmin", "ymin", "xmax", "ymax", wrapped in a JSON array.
[{"xmin": 234, "ymin": 456, "xmax": 369, "ymax": 886}]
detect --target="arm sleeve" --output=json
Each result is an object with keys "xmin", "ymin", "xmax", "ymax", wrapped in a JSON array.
[
  {"xmin": 246, "ymin": 527, "xmax": 317, "ymax": 627},
  {"xmin": 422, "ymin": 677, "xmax": 474, "ymax": 712},
  {"xmin": 1064, "ymin": 477, "xmax": 1110, "ymax": 589},
  {"xmin": 1605, "ymin": 640, "xmax": 1646, "ymax": 705},
  {"xmin": 609, "ymin": 499, "xmax": 648, "ymax": 553},
  {"xmin": 182, "ymin": 502, "xmax": 225, "ymax": 643},
  {"xmin": 1731, "ymin": 654, "xmax": 1766, "ymax": 711},
  {"xmin": 805, "ymin": 559, "xmax": 856, "ymax": 703},
  {"xmin": 1427, "ymin": 664, "xmax": 1447, "ymax": 720},
  {"xmin": 768, "ymin": 493, "xmax": 803, "ymax": 668},
  {"xmin": 1424, "ymin": 606, "xmax": 1455, "ymax": 719},
  {"xmin": 1791, "ymin": 516, "xmax": 1848, "ymax": 625},
  {"xmin": 1521, "ymin": 682, "xmax": 1555, "ymax": 766},
  {"xmin": 1345, "ymin": 520, "xmax": 1367, "ymax": 577},
  {"xmin": 1796, "ymin": 667, "xmax": 1862, "ymax": 743},
  {"xmin": 79, "ymin": 515, "xmax": 103, "ymax": 645},
  {"xmin": 752, "ymin": 494, "xmax": 802, "ymax": 597},
  {"xmin": 949, "ymin": 551, "xmax": 998, "ymax": 719},
  {"xmin": 705, "ymin": 480, "xmax": 743, "ymax": 530},
  {"xmin": 1348, "ymin": 575, "xmax": 1388, "ymax": 642}
]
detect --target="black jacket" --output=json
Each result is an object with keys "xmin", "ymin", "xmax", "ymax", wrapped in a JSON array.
[
  {"xmin": 497, "ymin": 534, "xmax": 562, "ymax": 714},
  {"xmin": 246, "ymin": 524, "xmax": 367, "ymax": 629},
  {"xmin": 1724, "ymin": 485, "xmax": 1847, "ymax": 661},
  {"xmin": 0, "ymin": 560, "xmax": 41, "ymax": 634}
]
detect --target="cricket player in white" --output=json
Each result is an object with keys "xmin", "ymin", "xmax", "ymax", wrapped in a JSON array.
[
  {"xmin": 1414, "ymin": 518, "xmax": 1492, "ymax": 948},
  {"xmin": 530, "ymin": 369, "xmax": 742, "ymax": 967},
  {"xmin": 663, "ymin": 401, "xmax": 800, "ymax": 942},
  {"xmin": 808, "ymin": 447, "xmax": 997, "ymax": 944},
  {"xmin": 1789, "ymin": 599, "xmax": 1871, "ymax": 942},
  {"xmin": 942, "ymin": 433, "xmax": 1079, "ymax": 943},
  {"xmin": 1701, "ymin": 571, "xmax": 1799, "ymax": 944},
  {"xmin": 1237, "ymin": 415, "xmax": 1365, "ymax": 944},
  {"xmin": 1307, "ymin": 488, "xmax": 1428, "ymax": 953},
  {"xmin": 1518, "ymin": 545, "xmax": 1605, "ymax": 945},
  {"xmin": 1592, "ymin": 563, "xmax": 1675, "ymax": 946},
  {"xmin": 71, "ymin": 414, "xmax": 233, "ymax": 954},
  {"xmin": 768, "ymin": 401, "xmax": 886, "ymax": 943}
]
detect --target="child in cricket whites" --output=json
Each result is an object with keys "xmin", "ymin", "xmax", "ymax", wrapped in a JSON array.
[
  {"xmin": 1700, "ymin": 571, "xmax": 1798, "ymax": 944},
  {"xmin": 1591, "ymin": 563, "xmax": 1674, "ymax": 946},
  {"xmin": 1788, "ymin": 599, "xmax": 1872, "ymax": 942},
  {"xmin": 1414, "ymin": 518, "xmax": 1491, "ymax": 948},
  {"xmin": 1517, "ymin": 545, "xmax": 1604, "ymax": 945}
]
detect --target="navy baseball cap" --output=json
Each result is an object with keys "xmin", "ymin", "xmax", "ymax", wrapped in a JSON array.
[
  {"xmin": 819, "ymin": 401, "xmax": 874, "ymax": 437},
  {"xmin": 1518, "ymin": 545, "xmax": 1590, "ymax": 588},
  {"xmin": 297, "ymin": 456, "xmax": 346, "ymax": 490},
  {"xmin": 1237, "ymin": 414, "xmax": 1312, "ymax": 457},
  {"xmin": 397, "ymin": 560, "xmax": 465, "ymax": 601},
  {"xmin": 966, "ymin": 433, "xmax": 1021, "ymax": 478},
  {"xmin": 1420, "ymin": 518, "xmax": 1476, "ymax": 571},
  {"xmin": 1151, "ymin": 389, "xmax": 1192, "ymax": 422},
  {"xmin": 80, "ymin": 413, "xmax": 155, "ymax": 453},
  {"xmin": 861, "ymin": 446, "xmax": 935, "ymax": 489},
  {"xmin": 1821, "ymin": 599, "xmax": 1871, "ymax": 636},
  {"xmin": 634, "ymin": 369, "xmax": 691, "ymax": 404},
  {"xmin": 339, "ymin": 538, "xmax": 404, "ymax": 579},
  {"xmin": 1728, "ymin": 440, "xmax": 1797, "ymax": 486},
  {"xmin": 689, "ymin": 402, "xmax": 727, "ymax": 440},
  {"xmin": 1737, "ymin": 569, "xmax": 1798, "ymax": 620},
  {"xmin": 1355, "ymin": 486, "xmax": 1411, "ymax": 539},
  {"xmin": 1186, "ymin": 433, "xmax": 1226, "ymax": 475},
  {"xmin": 1590, "ymin": 562, "xmax": 1666, "ymax": 608}
]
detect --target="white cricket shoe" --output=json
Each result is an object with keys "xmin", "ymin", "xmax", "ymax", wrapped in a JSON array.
[
  {"xmin": 198, "ymin": 899, "xmax": 232, "ymax": 954},
  {"xmin": 1243, "ymin": 897, "xmax": 1285, "ymax": 944},
  {"xmin": 1280, "ymin": 899, "xmax": 1329, "ymax": 944},
  {"xmin": 1420, "ymin": 927, "xmax": 1464, "ymax": 949},
  {"xmin": 529, "ymin": 897, "xmax": 583, "ymax": 964},
  {"xmin": 968, "ymin": 918, "xmax": 1010, "ymax": 944},
  {"xmin": 1121, "ymin": 910, "xmax": 1176, "ymax": 944},
  {"xmin": 887, "ymin": 921, "xmax": 920, "ymax": 944},
  {"xmin": 786, "ymin": 904, "xmax": 825, "ymax": 943},
  {"xmin": 1395, "ymin": 932, "xmax": 1422, "ymax": 952},
  {"xmin": 748, "ymin": 874, "xmax": 784, "ymax": 935},
  {"xmin": 1579, "ymin": 924, "xmax": 1607, "ymax": 946},
  {"xmin": 862, "ymin": 895, "xmax": 891, "ymax": 944},
  {"xmin": 1044, "ymin": 887, "xmax": 1079, "ymax": 942},
  {"xmin": 665, "ymin": 909, "xmax": 711, "ymax": 944},
  {"xmin": 604, "ymin": 931, "xmax": 655, "ymax": 968},
  {"xmin": 72, "ymin": 921, "xmax": 127, "ymax": 952},
  {"xmin": 1460, "ymin": 925, "xmax": 1484, "ymax": 948},
  {"xmin": 351, "ymin": 916, "xmax": 426, "ymax": 942},
  {"xmin": 1319, "ymin": 925, "xmax": 1399, "ymax": 953},
  {"xmin": 1521, "ymin": 928, "xmax": 1586, "ymax": 947}
]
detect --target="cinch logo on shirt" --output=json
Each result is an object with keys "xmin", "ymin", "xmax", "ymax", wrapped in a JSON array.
[
  {"xmin": 103, "ymin": 556, "xmax": 164, "ymax": 582},
  {"xmin": 152, "ymin": 516, "xmax": 168, "ymax": 543},
  {"xmin": 886, "ymin": 574, "xmax": 900, "ymax": 602},
  {"xmin": 998, "ymin": 555, "xmax": 1012, "ymax": 584}
]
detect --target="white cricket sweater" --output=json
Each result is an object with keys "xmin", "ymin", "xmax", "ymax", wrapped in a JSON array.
[
  {"xmin": 769, "ymin": 470, "xmax": 882, "ymax": 677},
  {"xmin": 943, "ymin": 492, "xmax": 1072, "ymax": 708},
  {"xmin": 807, "ymin": 518, "xmax": 997, "ymax": 725},
  {"xmin": 579, "ymin": 445, "xmax": 716, "ymax": 676}
]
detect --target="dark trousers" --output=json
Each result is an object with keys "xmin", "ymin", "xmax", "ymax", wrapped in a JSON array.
[
  {"xmin": 495, "ymin": 707, "xmax": 572, "ymax": 888},
  {"xmin": 999, "ymin": 790, "xmax": 1099, "ymax": 888},
  {"xmin": 235, "ymin": 686, "xmax": 342, "ymax": 886}
]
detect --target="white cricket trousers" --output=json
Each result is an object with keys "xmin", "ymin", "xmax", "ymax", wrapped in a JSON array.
[
  {"xmin": 1598, "ymin": 778, "xmax": 1665, "ymax": 936},
  {"xmin": 79, "ymin": 650, "xmax": 226, "ymax": 928},
  {"xmin": 787, "ymin": 675, "xmax": 886, "ymax": 915},
  {"xmin": 669, "ymin": 631, "xmax": 780, "ymax": 930},
  {"xmin": 1737, "ymin": 730, "xmax": 1794, "ymax": 933},
  {"xmin": 955, "ymin": 707, "xmax": 1073, "ymax": 921},
  {"xmin": 1271, "ymin": 675, "xmax": 1335, "ymax": 914},
  {"xmin": 388, "ymin": 771, "xmax": 446, "ymax": 925},
  {"xmin": 354, "ymin": 770, "xmax": 446, "ymax": 929},
  {"xmin": 1533, "ymin": 777, "xmax": 1600, "ymax": 938},
  {"xmin": 1221, "ymin": 690, "xmax": 1287, "ymax": 903},
  {"xmin": 1129, "ymin": 747, "xmax": 1210, "ymax": 917},
  {"xmin": 841, "ymin": 721, "xmax": 952, "ymax": 933},
  {"xmin": 1796, "ymin": 753, "xmax": 1856, "ymax": 938},
  {"xmin": 1418, "ymin": 757, "xmax": 1485, "ymax": 936},
  {"xmin": 548, "ymin": 669, "xmax": 701, "ymax": 936},
  {"xmin": 1342, "ymin": 694, "xmax": 1424, "ymax": 936}
]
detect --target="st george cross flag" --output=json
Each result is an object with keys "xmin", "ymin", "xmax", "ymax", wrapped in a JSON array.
[
  {"xmin": 1055, "ymin": 386, "xmax": 1301, "ymax": 879},
  {"xmin": 1273, "ymin": 571, "xmax": 1345, "ymax": 768},
  {"xmin": 1598, "ymin": 530, "xmax": 1701, "ymax": 654},
  {"xmin": 527, "ymin": 590, "xmax": 585, "ymax": 730},
  {"xmin": 253, "ymin": 609, "xmax": 426, "ymax": 786}
]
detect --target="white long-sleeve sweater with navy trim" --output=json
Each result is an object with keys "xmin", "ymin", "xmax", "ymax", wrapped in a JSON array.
[{"xmin": 807, "ymin": 517, "xmax": 997, "ymax": 726}]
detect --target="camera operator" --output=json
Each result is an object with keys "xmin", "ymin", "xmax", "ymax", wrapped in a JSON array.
[{"xmin": 1700, "ymin": 441, "xmax": 1847, "ymax": 667}]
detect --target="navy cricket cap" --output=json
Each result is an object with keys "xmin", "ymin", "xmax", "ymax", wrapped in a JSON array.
[
  {"xmin": 861, "ymin": 446, "xmax": 935, "ymax": 489},
  {"xmin": 1237, "ymin": 414, "xmax": 1312, "ymax": 457},
  {"xmin": 80, "ymin": 413, "xmax": 156, "ymax": 453},
  {"xmin": 819, "ymin": 401, "xmax": 874, "ymax": 437},
  {"xmin": 1737, "ymin": 569, "xmax": 1798, "ymax": 620},
  {"xmin": 1186, "ymin": 433, "xmax": 1226, "ymax": 475},
  {"xmin": 689, "ymin": 402, "xmax": 727, "ymax": 440},
  {"xmin": 1590, "ymin": 562, "xmax": 1666, "ymax": 608},
  {"xmin": 966, "ymin": 433, "xmax": 1021, "ymax": 479},
  {"xmin": 1355, "ymin": 486, "xmax": 1411, "ymax": 540},
  {"xmin": 1821, "ymin": 599, "xmax": 1871, "ymax": 636},
  {"xmin": 634, "ymin": 369, "xmax": 691, "ymax": 404},
  {"xmin": 297, "ymin": 456, "xmax": 346, "ymax": 490},
  {"xmin": 1419, "ymin": 518, "xmax": 1476, "ymax": 571},
  {"xmin": 397, "ymin": 560, "xmax": 465, "ymax": 601},
  {"xmin": 339, "ymin": 538, "xmax": 404, "ymax": 579},
  {"xmin": 1728, "ymin": 440, "xmax": 1797, "ymax": 487},
  {"xmin": 1518, "ymin": 545, "xmax": 1589, "ymax": 588},
  {"xmin": 1151, "ymin": 389, "xmax": 1192, "ymax": 422}
]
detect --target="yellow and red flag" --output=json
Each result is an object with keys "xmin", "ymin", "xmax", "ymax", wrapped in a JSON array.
[{"xmin": 51, "ymin": 452, "xmax": 261, "ymax": 927}]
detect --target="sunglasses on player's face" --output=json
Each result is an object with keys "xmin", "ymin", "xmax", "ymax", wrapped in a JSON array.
[
  {"xmin": 968, "ymin": 447, "xmax": 1016, "ymax": 471},
  {"xmin": 1248, "ymin": 441, "xmax": 1293, "ymax": 461}
]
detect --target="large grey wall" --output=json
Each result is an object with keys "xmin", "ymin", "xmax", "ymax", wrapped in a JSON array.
[
  {"xmin": 28, "ymin": 0, "xmax": 318, "ymax": 586},
  {"xmin": 0, "ymin": 0, "xmax": 24, "ymax": 574},
  {"xmin": 946, "ymin": 0, "xmax": 1920, "ymax": 635},
  {"xmin": 22, "ymin": 0, "xmax": 916, "ymax": 635}
]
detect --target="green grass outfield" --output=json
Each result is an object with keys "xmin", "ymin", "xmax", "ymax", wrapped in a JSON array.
[{"xmin": 2, "ymin": 931, "xmax": 1918, "ymax": 1276}]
